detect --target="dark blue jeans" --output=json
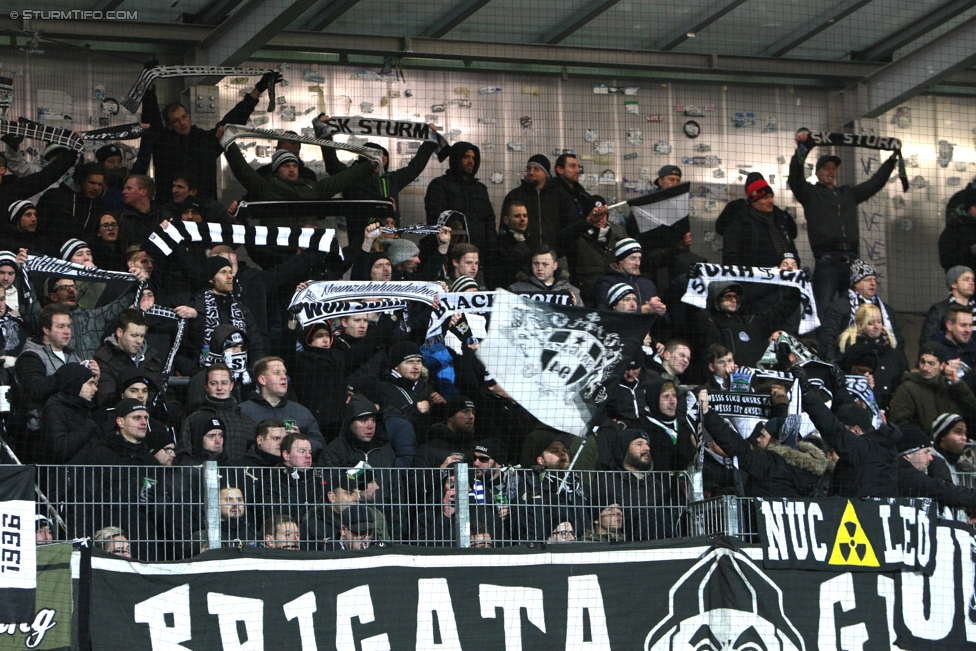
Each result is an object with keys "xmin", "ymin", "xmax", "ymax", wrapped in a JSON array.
[{"xmin": 813, "ymin": 254, "xmax": 851, "ymax": 319}]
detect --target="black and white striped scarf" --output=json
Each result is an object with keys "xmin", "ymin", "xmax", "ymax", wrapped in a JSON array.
[
  {"xmin": 122, "ymin": 66, "xmax": 275, "ymax": 113},
  {"xmin": 147, "ymin": 220, "xmax": 340, "ymax": 258},
  {"xmin": 201, "ymin": 290, "xmax": 246, "ymax": 366},
  {"xmin": 847, "ymin": 290, "xmax": 892, "ymax": 331}
]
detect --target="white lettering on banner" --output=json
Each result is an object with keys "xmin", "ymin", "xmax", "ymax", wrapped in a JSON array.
[
  {"xmin": 336, "ymin": 585, "xmax": 390, "ymax": 651},
  {"xmin": 283, "ymin": 591, "xmax": 318, "ymax": 651},
  {"xmin": 133, "ymin": 584, "xmax": 193, "ymax": 649},
  {"xmin": 879, "ymin": 505, "xmax": 903, "ymax": 564},
  {"xmin": 786, "ymin": 502, "xmax": 809, "ymax": 561},
  {"xmin": 479, "ymin": 585, "xmax": 546, "ymax": 650},
  {"xmin": 877, "ymin": 575, "xmax": 897, "ymax": 647},
  {"xmin": 416, "ymin": 578, "xmax": 462, "ymax": 651},
  {"xmin": 808, "ymin": 503, "xmax": 828, "ymax": 561},
  {"xmin": 762, "ymin": 502, "xmax": 790, "ymax": 561},
  {"xmin": 208, "ymin": 593, "xmax": 264, "ymax": 651},
  {"xmin": 958, "ymin": 527, "xmax": 976, "ymax": 644},
  {"xmin": 565, "ymin": 575, "xmax": 611, "ymax": 650},
  {"xmin": 900, "ymin": 525, "xmax": 954, "ymax": 640},
  {"xmin": 0, "ymin": 608, "xmax": 58, "ymax": 647},
  {"xmin": 818, "ymin": 574, "xmax": 869, "ymax": 651},
  {"xmin": 900, "ymin": 505, "xmax": 916, "ymax": 568}
]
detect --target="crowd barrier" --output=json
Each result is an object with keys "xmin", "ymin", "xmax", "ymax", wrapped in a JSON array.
[{"xmin": 33, "ymin": 463, "xmax": 694, "ymax": 558}]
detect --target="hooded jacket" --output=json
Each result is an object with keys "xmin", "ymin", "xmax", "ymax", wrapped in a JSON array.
[
  {"xmin": 424, "ymin": 142, "xmax": 496, "ymax": 249},
  {"xmin": 178, "ymin": 395, "xmax": 258, "ymax": 462},
  {"xmin": 698, "ymin": 281, "xmax": 801, "ymax": 368},
  {"xmin": 35, "ymin": 179, "xmax": 103, "ymax": 244},
  {"xmin": 554, "ymin": 218, "xmax": 617, "ymax": 304},
  {"xmin": 37, "ymin": 363, "xmax": 100, "ymax": 463},
  {"xmin": 888, "ymin": 371, "xmax": 976, "ymax": 437},
  {"xmin": 174, "ymin": 412, "xmax": 229, "ymax": 466},
  {"xmin": 502, "ymin": 177, "xmax": 577, "ymax": 250},
  {"xmin": 593, "ymin": 265, "xmax": 659, "ymax": 309},
  {"xmin": 318, "ymin": 395, "xmax": 397, "ymax": 468},
  {"xmin": 484, "ymin": 222, "xmax": 534, "ymax": 290},
  {"xmin": 939, "ymin": 203, "xmax": 976, "ymax": 271},
  {"xmin": 324, "ymin": 138, "xmax": 438, "ymax": 246},
  {"xmin": 703, "ymin": 408, "xmax": 828, "ymax": 498},
  {"xmin": 643, "ymin": 378, "xmax": 695, "ymax": 472},
  {"xmin": 224, "ymin": 143, "xmax": 374, "ymax": 224},
  {"xmin": 0, "ymin": 150, "xmax": 79, "ymax": 217},
  {"xmin": 94, "ymin": 333, "xmax": 165, "ymax": 408},
  {"xmin": 507, "ymin": 270, "xmax": 582, "ymax": 306}
]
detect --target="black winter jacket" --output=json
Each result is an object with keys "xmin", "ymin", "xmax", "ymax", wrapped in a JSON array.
[
  {"xmin": 424, "ymin": 142, "xmax": 496, "ymax": 249},
  {"xmin": 38, "ymin": 393, "xmax": 101, "ymax": 464},
  {"xmin": 35, "ymin": 182, "xmax": 103, "ymax": 244},
  {"xmin": 483, "ymin": 224, "xmax": 533, "ymax": 290},
  {"xmin": 720, "ymin": 203, "xmax": 799, "ymax": 268},
  {"xmin": 502, "ymin": 179, "xmax": 577, "ymax": 250}
]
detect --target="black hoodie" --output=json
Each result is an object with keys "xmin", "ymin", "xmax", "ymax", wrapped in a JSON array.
[
  {"xmin": 643, "ymin": 378, "xmax": 695, "ymax": 472},
  {"xmin": 37, "ymin": 363, "xmax": 101, "ymax": 463},
  {"xmin": 424, "ymin": 142, "xmax": 496, "ymax": 249}
]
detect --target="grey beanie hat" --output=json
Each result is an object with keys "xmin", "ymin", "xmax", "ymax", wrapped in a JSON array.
[{"xmin": 946, "ymin": 265, "xmax": 973, "ymax": 291}]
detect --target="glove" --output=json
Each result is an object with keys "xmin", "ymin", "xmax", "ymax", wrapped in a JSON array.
[
  {"xmin": 1, "ymin": 131, "xmax": 23, "ymax": 150},
  {"xmin": 218, "ymin": 124, "xmax": 239, "ymax": 150},
  {"xmin": 775, "ymin": 342, "xmax": 793, "ymax": 369},
  {"xmin": 789, "ymin": 362, "xmax": 813, "ymax": 394},
  {"xmin": 2, "ymin": 355, "xmax": 16, "ymax": 369},
  {"xmin": 255, "ymin": 71, "xmax": 283, "ymax": 93}
]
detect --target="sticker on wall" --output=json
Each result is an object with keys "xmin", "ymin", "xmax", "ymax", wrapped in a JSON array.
[
  {"xmin": 480, "ymin": 87, "xmax": 501, "ymax": 95},
  {"xmin": 594, "ymin": 141, "xmax": 615, "ymax": 155},
  {"xmin": 683, "ymin": 155, "xmax": 722, "ymax": 167},
  {"xmin": 552, "ymin": 148, "xmax": 576, "ymax": 157},
  {"xmin": 948, "ymin": 177, "xmax": 962, "ymax": 187},
  {"xmin": 955, "ymin": 162, "xmax": 968, "ymax": 172},
  {"xmin": 425, "ymin": 114, "xmax": 438, "ymax": 123},
  {"xmin": 646, "ymin": 114, "xmax": 664, "ymax": 122},
  {"xmin": 583, "ymin": 129, "xmax": 598, "ymax": 142},
  {"xmin": 900, "ymin": 218, "xmax": 912, "ymax": 232},
  {"xmin": 301, "ymin": 128, "xmax": 315, "ymax": 139},
  {"xmin": 303, "ymin": 70, "xmax": 325, "ymax": 83},
  {"xmin": 627, "ymin": 129, "xmax": 642, "ymax": 145},
  {"xmin": 937, "ymin": 140, "xmax": 954, "ymax": 168},
  {"xmin": 448, "ymin": 99, "xmax": 472, "ymax": 108},
  {"xmin": 93, "ymin": 85, "xmax": 106, "ymax": 101},
  {"xmin": 625, "ymin": 101, "xmax": 639, "ymax": 115},
  {"xmin": 481, "ymin": 142, "xmax": 494, "ymax": 150},
  {"xmin": 404, "ymin": 89, "xmax": 413, "ymax": 97},
  {"xmin": 477, "ymin": 117, "xmax": 495, "ymax": 124},
  {"xmin": 522, "ymin": 87, "xmax": 541, "ymax": 96},
  {"xmin": 712, "ymin": 168, "xmax": 725, "ymax": 179},
  {"xmin": 593, "ymin": 85, "xmax": 609, "ymax": 94},
  {"xmin": 276, "ymin": 96, "xmax": 286, "ymax": 106},
  {"xmin": 893, "ymin": 196, "xmax": 906, "ymax": 209},
  {"xmin": 769, "ymin": 174, "xmax": 776, "ymax": 184},
  {"xmin": 624, "ymin": 152, "xmax": 639, "ymax": 161},
  {"xmin": 640, "ymin": 167, "xmax": 651, "ymax": 181},
  {"xmin": 683, "ymin": 120, "xmax": 701, "ymax": 138},
  {"xmin": 891, "ymin": 106, "xmax": 912, "ymax": 129},
  {"xmin": 251, "ymin": 116, "xmax": 269, "ymax": 126},
  {"xmin": 397, "ymin": 141, "xmax": 421, "ymax": 155},
  {"xmin": 490, "ymin": 172, "xmax": 504, "ymax": 184},
  {"xmin": 358, "ymin": 101, "xmax": 373, "ymax": 114},
  {"xmin": 444, "ymin": 129, "xmax": 462, "ymax": 140},
  {"xmin": 520, "ymin": 115, "xmax": 532, "ymax": 129},
  {"xmin": 777, "ymin": 156, "xmax": 786, "ymax": 165},
  {"xmin": 580, "ymin": 173, "xmax": 600, "ymax": 189},
  {"xmin": 431, "ymin": 104, "xmax": 445, "ymax": 113},
  {"xmin": 653, "ymin": 140, "xmax": 671, "ymax": 155},
  {"xmin": 598, "ymin": 169, "xmax": 617, "ymax": 185},
  {"xmin": 762, "ymin": 117, "xmax": 778, "ymax": 133},
  {"xmin": 506, "ymin": 142, "xmax": 526, "ymax": 152},
  {"xmin": 455, "ymin": 87, "xmax": 470, "ymax": 97},
  {"xmin": 731, "ymin": 112, "xmax": 755, "ymax": 128},
  {"xmin": 281, "ymin": 106, "xmax": 296, "ymax": 121},
  {"xmin": 683, "ymin": 105, "xmax": 704, "ymax": 117},
  {"xmin": 694, "ymin": 143, "xmax": 711, "ymax": 152},
  {"xmin": 911, "ymin": 175, "xmax": 928, "ymax": 190},
  {"xmin": 101, "ymin": 98, "xmax": 120, "ymax": 116}
]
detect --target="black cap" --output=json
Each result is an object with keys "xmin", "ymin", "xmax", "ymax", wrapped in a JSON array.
[
  {"xmin": 815, "ymin": 155, "xmax": 842, "ymax": 170},
  {"xmin": 116, "ymin": 398, "xmax": 148, "ymax": 418},
  {"xmin": 95, "ymin": 144, "xmax": 123, "ymax": 163},
  {"xmin": 388, "ymin": 341, "xmax": 422, "ymax": 368},
  {"xmin": 583, "ymin": 195, "xmax": 606, "ymax": 217},
  {"xmin": 895, "ymin": 425, "xmax": 931, "ymax": 456},
  {"xmin": 836, "ymin": 404, "xmax": 875, "ymax": 433},
  {"xmin": 474, "ymin": 437, "xmax": 508, "ymax": 464},
  {"xmin": 657, "ymin": 164, "xmax": 682, "ymax": 179}
]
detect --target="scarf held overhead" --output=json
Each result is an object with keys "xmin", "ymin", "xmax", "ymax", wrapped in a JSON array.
[
  {"xmin": 220, "ymin": 124, "xmax": 383, "ymax": 167},
  {"xmin": 147, "ymin": 220, "xmax": 339, "ymax": 258},
  {"xmin": 121, "ymin": 66, "xmax": 276, "ymax": 114},
  {"xmin": 682, "ymin": 264, "xmax": 820, "ymax": 333},
  {"xmin": 319, "ymin": 116, "xmax": 452, "ymax": 160},
  {"xmin": 800, "ymin": 130, "xmax": 908, "ymax": 192},
  {"xmin": 288, "ymin": 281, "xmax": 440, "ymax": 327}
]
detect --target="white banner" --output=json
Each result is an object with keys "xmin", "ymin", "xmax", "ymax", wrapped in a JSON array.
[{"xmin": 288, "ymin": 281, "xmax": 440, "ymax": 327}]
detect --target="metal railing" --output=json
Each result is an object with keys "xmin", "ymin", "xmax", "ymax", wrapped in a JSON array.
[
  {"xmin": 687, "ymin": 495, "xmax": 760, "ymax": 543},
  {"xmin": 34, "ymin": 463, "xmax": 697, "ymax": 558}
]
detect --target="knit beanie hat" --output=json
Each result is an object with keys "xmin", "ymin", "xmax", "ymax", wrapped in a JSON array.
[
  {"xmin": 145, "ymin": 426, "xmax": 176, "ymax": 456},
  {"xmin": 8, "ymin": 200, "xmax": 33, "ymax": 223},
  {"xmin": 42, "ymin": 143, "xmax": 70, "ymax": 160},
  {"xmin": 450, "ymin": 275, "xmax": 479, "ymax": 293},
  {"xmin": 388, "ymin": 341, "xmax": 423, "ymax": 367},
  {"xmin": 895, "ymin": 425, "xmax": 931, "ymax": 456},
  {"xmin": 271, "ymin": 149, "xmax": 300, "ymax": 173},
  {"xmin": 54, "ymin": 362, "xmax": 94, "ymax": 396},
  {"xmin": 382, "ymin": 238, "xmax": 420, "ymax": 268},
  {"xmin": 946, "ymin": 265, "xmax": 973, "ymax": 291},
  {"xmin": 527, "ymin": 154, "xmax": 551, "ymax": 176},
  {"xmin": 60, "ymin": 239, "xmax": 88, "ymax": 261},
  {"xmin": 932, "ymin": 413, "xmax": 964, "ymax": 442},
  {"xmin": 583, "ymin": 195, "xmax": 606, "ymax": 217},
  {"xmin": 606, "ymin": 283, "xmax": 636, "ymax": 307},
  {"xmin": 0, "ymin": 250, "xmax": 17, "ymax": 271},
  {"xmin": 95, "ymin": 144, "xmax": 123, "ymax": 164},
  {"xmin": 205, "ymin": 255, "xmax": 232, "ymax": 279},
  {"xmin": 614, "ymin": 238, "xmax": 642, "ymax": 261},
  {"xmin": 849, "ymin": 259, "xmax": 876, "ymax": 285},
  {"xmin": 746, "ymin": 175, "xmax": 774, "ymax": 203}
]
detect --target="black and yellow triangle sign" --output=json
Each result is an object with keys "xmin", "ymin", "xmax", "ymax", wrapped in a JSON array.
[{"xmin": 828, "ymin": 500, "xmax": 880, "ymax": 567}]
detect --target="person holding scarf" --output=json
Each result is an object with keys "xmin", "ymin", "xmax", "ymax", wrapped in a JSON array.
[
  {"xmin": 837, "ymin": 303, "xmax": 909, "ymax": 409},
  {"xmin": 819, "ymin": 259, "xmax": 904, "ymax": 361}
]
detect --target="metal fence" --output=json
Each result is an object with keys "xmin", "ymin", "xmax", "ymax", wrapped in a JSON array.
[
  {"xmin": 33, "ymin": 463, "xmax": 695, "ymax": 558},
  {"xmin": 687, "ymin": 495, "xmax": 760, "ymax": 543}
]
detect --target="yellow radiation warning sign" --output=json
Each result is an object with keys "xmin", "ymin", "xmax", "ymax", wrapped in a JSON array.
[{"xmin": 828, "ymin": 501, "xmax": 880, "ymax": 567}]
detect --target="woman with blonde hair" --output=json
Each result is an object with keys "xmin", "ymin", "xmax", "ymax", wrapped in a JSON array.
[{"xmin": 837, "ymin": 303, "xmax": 908, "ymax": 408}]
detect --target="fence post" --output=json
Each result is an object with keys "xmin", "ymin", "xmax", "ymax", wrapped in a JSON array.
[
  {"xmin": 205, "ymin": 461, "xmax": 221, "ymax": 552},
  {"xmin": 455, "ymin": 462, "xmax": 470, "ymax": 548}
]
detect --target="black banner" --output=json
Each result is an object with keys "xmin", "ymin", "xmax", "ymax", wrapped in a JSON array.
[
  {"xmin": 758, "ymin": 497, "xmax": 937, "ymax": 574},
  {"xmin": 88, "ymin": 522, "xmax": 976, "ymax": 650},
  {"xmin": 709, "ymin": 391, "xmax": 773, "ymax": 419}
]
